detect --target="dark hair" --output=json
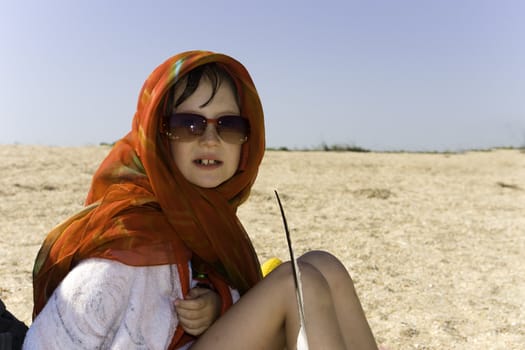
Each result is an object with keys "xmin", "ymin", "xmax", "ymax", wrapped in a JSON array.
[{"xmin": 164, "ymin": 63, "xmax": 240, "ymax": 115}]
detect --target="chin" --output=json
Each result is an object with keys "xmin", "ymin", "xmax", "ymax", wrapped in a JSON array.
[{"xmin": 193, "ymin": 179, "xmax": 224, "ymax": 189}]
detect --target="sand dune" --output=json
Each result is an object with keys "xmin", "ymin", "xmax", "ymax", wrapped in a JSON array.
[{"xmin": 1, "ymin": 145, "xmax": 524, "ymax": 349}]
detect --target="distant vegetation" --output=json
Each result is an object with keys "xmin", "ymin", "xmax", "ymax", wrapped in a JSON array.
[
  {"xmin": 266, "ymin": 142, "xmax": 370, "ymax": 152},
  {"xmin": 320, "ymin": 143, "xmax": 370, "ymax": 152},
  {"xmin": 265, "ymin": 144, "xmax": 525, "ymax": 153},
  {"xmin": 97, "ymin": 141, "xmax": 524, "ymax": 153}
]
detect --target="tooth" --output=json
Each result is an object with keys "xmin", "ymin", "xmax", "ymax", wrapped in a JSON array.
[{"xmin": 198, "ymin": 159, "xmax": 219, "ymax": 165}]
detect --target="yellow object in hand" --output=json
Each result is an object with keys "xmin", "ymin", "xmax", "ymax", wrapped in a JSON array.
[{"xmin": 261, "ymin": 257, "xmax": 283, "ymax": 277}]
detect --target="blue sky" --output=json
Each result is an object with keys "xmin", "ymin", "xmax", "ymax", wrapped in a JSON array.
[{"xmin": 1, "ymin": 0, "xmax": 524, "ymax": 151}]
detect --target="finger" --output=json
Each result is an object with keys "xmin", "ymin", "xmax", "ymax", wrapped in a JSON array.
[
  {"xmin": 181, "ymin": 323, "xmax": 207, "ymax": 336},
  {"xmin": 178, "ymin": 315, "xmax": 209, "ymax": 333},
  {"xmin": 175, "ymin": 306, "xmax": 202, "ymax": 320},
  {"xmin": 187, "ymin": 287, "xmax": 211, "ymax": 299},
  {"xmin": 175, "ymin": 297, "xmax": 205, "ymax": 311},
  {"xmin": 178, "ymin": 313, "xmax": 206, "ymax": 326}
]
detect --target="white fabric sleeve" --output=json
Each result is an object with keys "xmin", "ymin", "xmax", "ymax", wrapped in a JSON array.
[
  {"xmin": 23, "ymin": 258, "xmax": 186, "ymax": 350},
  {"xmin": 229, "ymin": 287, "xmax": 240, "ymax": 304}
]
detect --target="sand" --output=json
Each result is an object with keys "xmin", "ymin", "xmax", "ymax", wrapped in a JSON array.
[{"xmin": 1, "ymin": 144, "xmax": 524, "ymax": 349}]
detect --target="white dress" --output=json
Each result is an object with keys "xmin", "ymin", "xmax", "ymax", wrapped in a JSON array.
[{"xmin": 23, "ymin": 258, "xmax": 239, "ymax": 350}]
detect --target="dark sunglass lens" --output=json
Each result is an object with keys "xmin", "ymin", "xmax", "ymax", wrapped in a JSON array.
[
  {"xmin": 217, "ymin": 116, "xmax": 250, "ymax": 144},
  {"xmin": 169, "ymin": 114, "xmax": 206, "ymax": 140}
]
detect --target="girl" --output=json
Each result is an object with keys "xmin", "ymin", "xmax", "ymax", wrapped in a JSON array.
[{"xmin": 24, "ymin": 51, "xmax": 377, "ymax": 349}]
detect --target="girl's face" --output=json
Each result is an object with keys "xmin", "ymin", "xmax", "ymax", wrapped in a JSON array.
[{"xmin": 169, "ymin": 77, "xmax": 242, "ymax": 188}]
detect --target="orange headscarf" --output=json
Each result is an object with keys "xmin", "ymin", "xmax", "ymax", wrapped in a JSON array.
[{"xmin": 32, "ymin": 51, "xmax": 265, "ymax": 328}]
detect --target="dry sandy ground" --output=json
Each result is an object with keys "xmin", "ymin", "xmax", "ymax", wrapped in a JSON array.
[{"xmin": 1, "ymin": 144, "xmax": 524, "ymax": 349}]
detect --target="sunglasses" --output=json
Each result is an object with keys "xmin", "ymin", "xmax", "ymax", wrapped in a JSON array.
[{"xmin": 163, "ymin": 113, "xmax": 250, "ymax": 144}]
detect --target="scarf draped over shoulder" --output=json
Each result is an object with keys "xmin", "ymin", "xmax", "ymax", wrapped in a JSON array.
[{"xmin": 32, "ymin": 51, "xmax": 265, "ymax": 325}]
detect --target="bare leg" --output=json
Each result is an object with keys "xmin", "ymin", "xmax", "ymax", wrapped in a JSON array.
[
  {"xmin": 190, "ymin": 262, "xmax": 346, "ymax": 350},
  {"xmin": 300, "ymin": 251, "xmax": 378, "ymax": 349}
]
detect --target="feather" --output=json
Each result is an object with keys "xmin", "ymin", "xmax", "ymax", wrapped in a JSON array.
[{"xmin": 275, "ymin": 191, "xmax": 309, "ymax": 350}]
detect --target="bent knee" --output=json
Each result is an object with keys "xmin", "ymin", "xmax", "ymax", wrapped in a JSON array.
[
  {"xmin": 299, "ymin": 250, "xmax": 356, "ymax": 288},
  {"xmin": 300, "ymin": 250, "xmax": 338, "ymax": 263},
  {"xmin": 271, "ymin": 261, "xmax": 330, "ymax": 293},
  {"xmin": 300, "ymin": 251, "xmax": 348, "ymax": 273}
]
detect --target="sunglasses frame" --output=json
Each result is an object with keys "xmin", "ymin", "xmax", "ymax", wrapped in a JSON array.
[{"xmin": 162, "ymin": 113, "xmax": 250, "ymax": 145}]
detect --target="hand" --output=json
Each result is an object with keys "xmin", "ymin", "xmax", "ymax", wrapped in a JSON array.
[{"xmin": 174, "ymin": 287, "xmax": 222, "ymax": 336}]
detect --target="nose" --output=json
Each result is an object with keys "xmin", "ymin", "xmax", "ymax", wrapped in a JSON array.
[{"xmin": 199, "ymin": 123, "xmax": 221, "ymax": 146}]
